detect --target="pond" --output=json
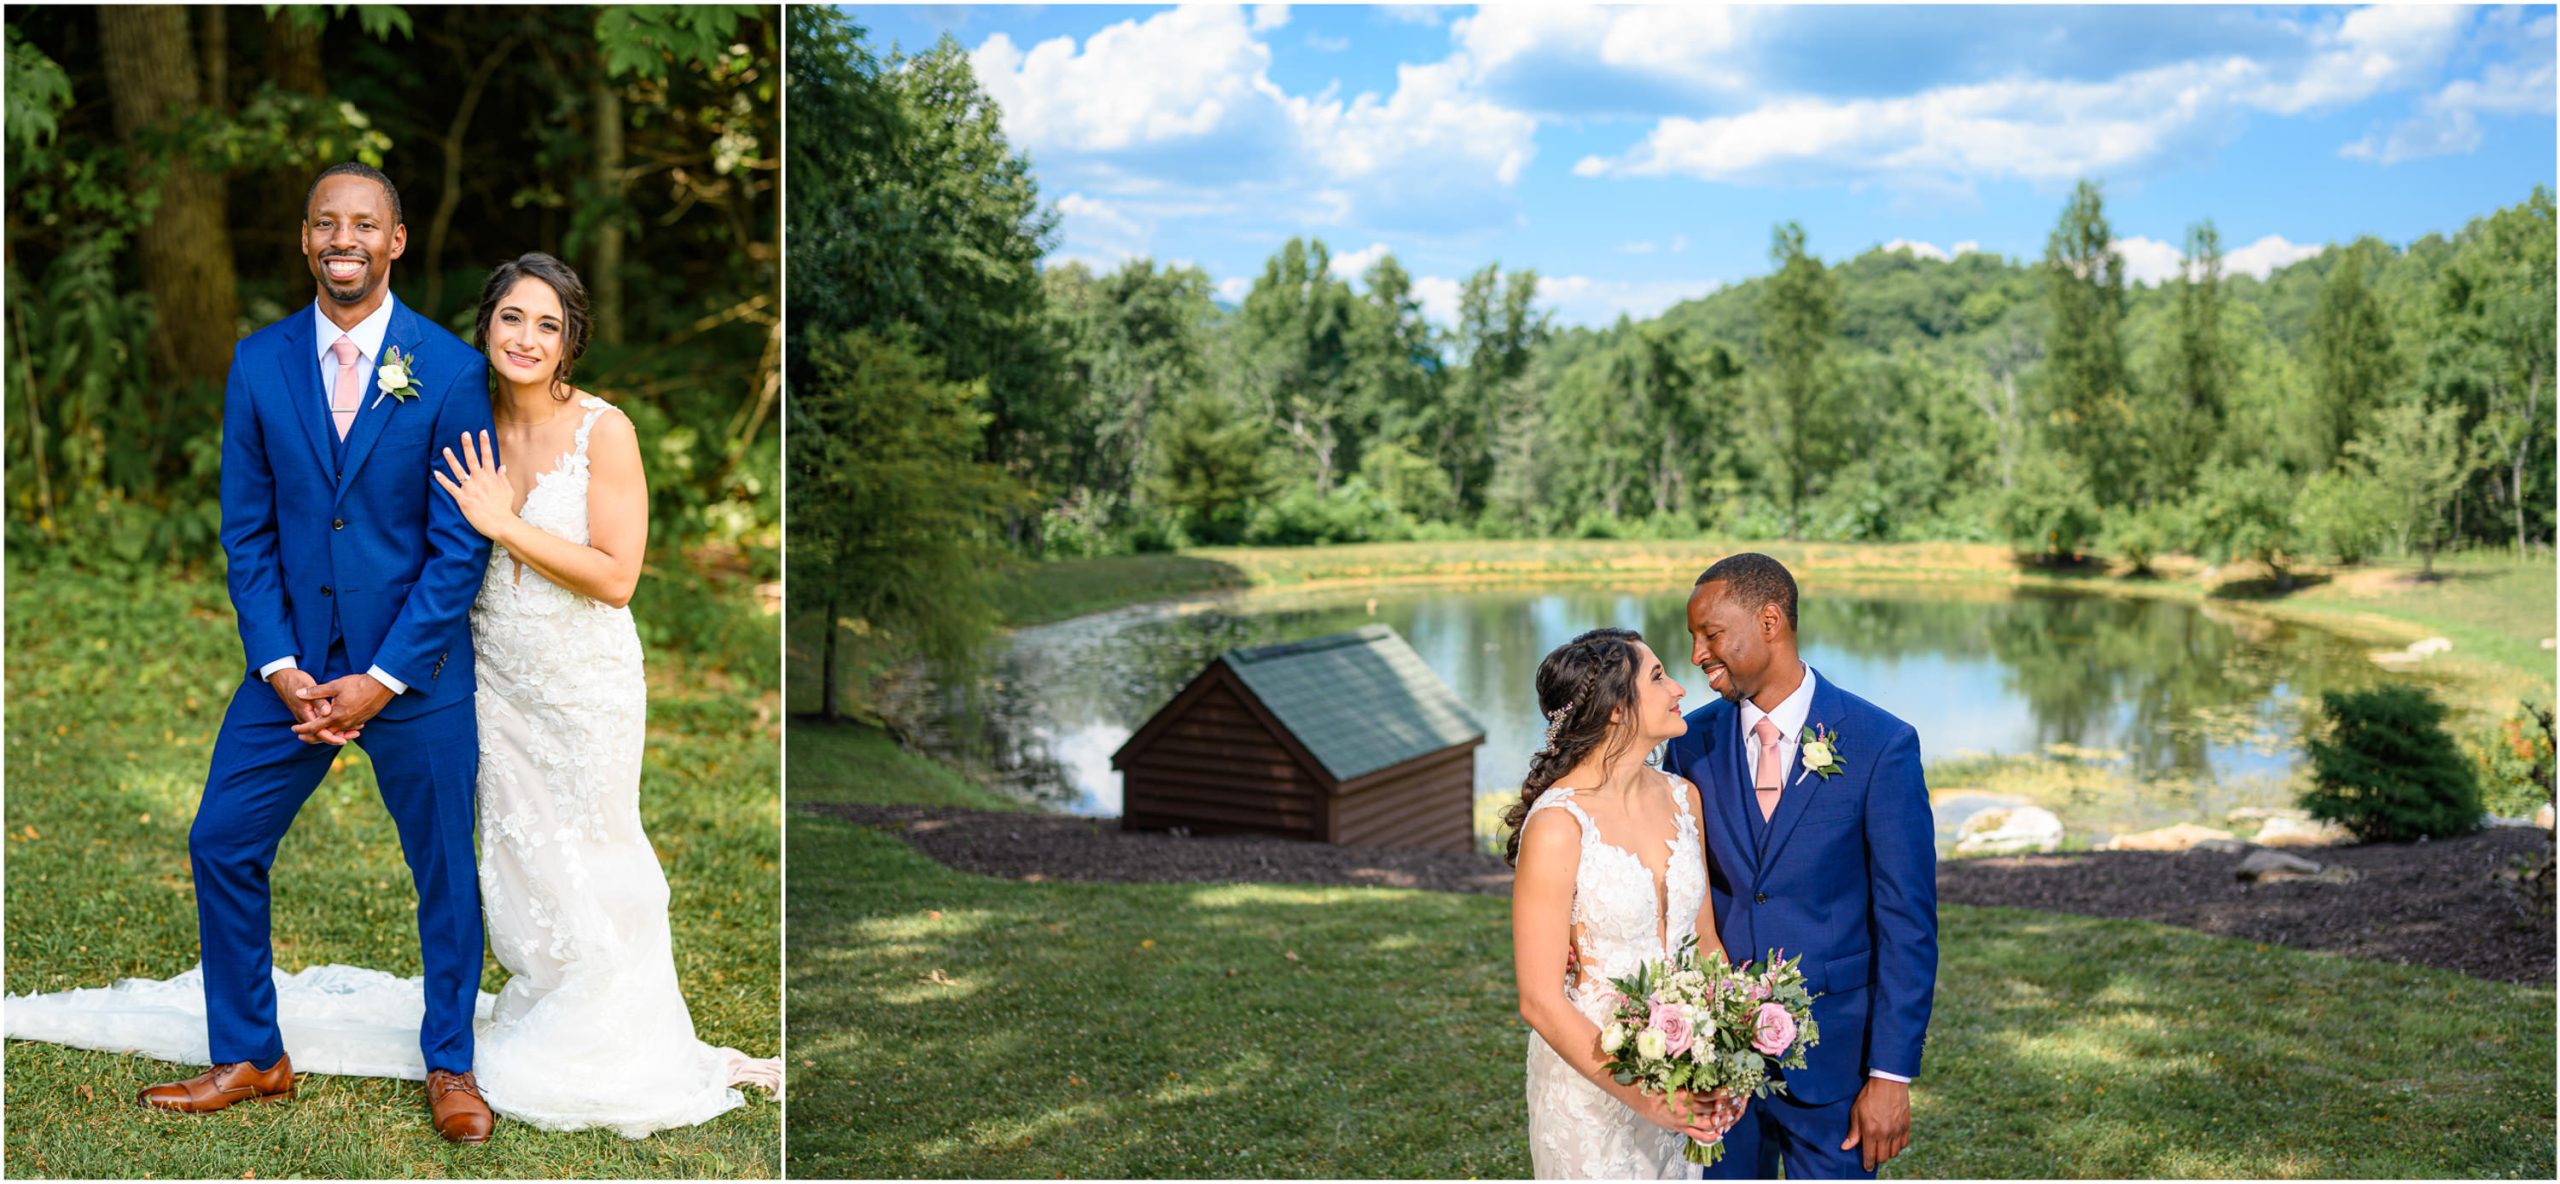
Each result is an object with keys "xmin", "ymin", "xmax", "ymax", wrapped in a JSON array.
[{"xmin": 888, "ymin": 584, "xmax": 2444, "ymax": 850}]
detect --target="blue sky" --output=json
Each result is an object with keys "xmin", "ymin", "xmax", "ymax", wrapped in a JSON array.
[{"xmin": 845, "ymin": 4, "xmax": 2557, "ymax": 328}]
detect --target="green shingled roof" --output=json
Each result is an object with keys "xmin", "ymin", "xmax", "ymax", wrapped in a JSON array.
[{"xmin": 1219, "ymin": 625, "xmax": 1485, "ymax": 783}]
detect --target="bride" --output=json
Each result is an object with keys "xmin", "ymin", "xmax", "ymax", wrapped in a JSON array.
[
  {"xmin": 2, "ymin": 252, "xmax": 779, "ymax": 1139},
  {"xmin": 1509, "ymin": 627, "xmax": 1742, "ymax": 1178}
]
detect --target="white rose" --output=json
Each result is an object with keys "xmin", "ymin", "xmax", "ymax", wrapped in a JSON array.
[
  {"xmin": 1636, "ymin": 1028, "xmax": 1667, "ymax": 1061},
  {"xmin": 1802, "ymin": 741, "xmax": 1834, "ymax": 768},
  {"xmin": 376, "ymin": 365, "xmax": 408, "ymax": 392},
  {"xmin": 1600, "ymin": 1024, "xmax": 1628, "ymax": 1054}
]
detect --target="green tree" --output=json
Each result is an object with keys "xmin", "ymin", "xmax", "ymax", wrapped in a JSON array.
[
  {"xmin": 2188, "ymin": 458, "xmax": 2300, "ymax": 587},
  {"xmin": 1233, "ymin": 238, "xmax": 1356, "ymax": 492},
  {"xmin": 2040, "ymin": 180, "xmax": 2137, "ymax": 501},
  {"xmin": 2345, "ymin": 397, "xmax": 2479, "ymax": 579},
  {"xmin": 1759, "ymin": 221, "xmax": 1839, "ymax": 535},
  {"xmin": 2300, "ymin": 239, "xmax": 2399, "ymax": 473},
  {"xmin": 1441, "ymin": 264, "xmax": 1547, "ymax": 511},
  {"xmin": 791, "ymin": 329, "xmax": 1028, "ymax": 716},
  {"xmin": 1145, "ymin": 389, "xmax": 1274, "ymax": 545},
  {"xmin": 2155, "ymin": 220, "xmax": 2232, "ymax": 496}
]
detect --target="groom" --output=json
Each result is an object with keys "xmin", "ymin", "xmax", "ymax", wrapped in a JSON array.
[
  {"xmin": 1664, "ymin": 553, "xmax": 1937, "ymax": 1179},
  {"xmin": 138, "ymin": 163, "xmax": 498, "ymax": 1144}
]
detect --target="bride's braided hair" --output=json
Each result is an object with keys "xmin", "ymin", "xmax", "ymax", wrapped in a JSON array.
[{"xmin": 1501, "ymin": 627, "xmax": 1645, "ymax": 867}]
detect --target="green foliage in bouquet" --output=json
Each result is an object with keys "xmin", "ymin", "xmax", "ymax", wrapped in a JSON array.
[{"xmin": 2300, "ymin": 685, "xmax": 2484, "ymax": 842}]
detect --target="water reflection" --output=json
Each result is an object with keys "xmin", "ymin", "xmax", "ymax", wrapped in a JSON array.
[{"xmin": 892, "ymin": 585, "xmax": 2429, "ymax": 843}]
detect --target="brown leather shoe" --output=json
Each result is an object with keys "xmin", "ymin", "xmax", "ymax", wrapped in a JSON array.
[
  {"xmin": 426, "ymin": 1069, "xmax": 495, "ymax": 1144},
  {"xmin": 138, "ymin": 1054, "xmax": 296, "ymax": 1113}
]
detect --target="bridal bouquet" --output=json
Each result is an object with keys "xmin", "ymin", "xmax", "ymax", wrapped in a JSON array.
[{"xmin": 1594, "ymin": 937, "xmax": 1821, "ymax": 1165}]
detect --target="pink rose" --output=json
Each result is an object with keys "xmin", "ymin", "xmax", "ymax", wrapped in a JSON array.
[
  {"xmin": 1648, "ymin": 1002, "xmax": 1696, "ymax": 1057},
  {"xmin": 1751, "ymin": 1002, "xmax": 1797, "ymax": 1056},
  {"xmin": 1751, "ymin": 981, "xmax": 1771, "ymax": 1001}
]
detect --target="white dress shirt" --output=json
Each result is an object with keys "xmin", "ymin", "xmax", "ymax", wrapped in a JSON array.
[
  {"xmin": 256, "ymin": 295, "xmax": 410, "ymax": 697},
  {"xmin": 1738, "ymin": 661, "xmax": 1910, "ymax": 1085},
  {"xmin": 1739, "ymin": 663, "xmax": 1816, "ymax": 788}
]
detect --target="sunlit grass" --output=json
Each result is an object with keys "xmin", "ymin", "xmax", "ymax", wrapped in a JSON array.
[
  {"xmin": 788, "ymin": 814, "xmax": 2555, "ymax": 1179},
  {"xmin": 4, "ymin": 564, "xmax": 780, "ymax": 1179}
]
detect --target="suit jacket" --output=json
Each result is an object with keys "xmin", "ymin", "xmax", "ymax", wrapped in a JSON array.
[
  {"xmin": 219, "ymin": 295, "xmax": 493, "ymax": 720},
  {"xmin": 1663, "ymin": 667, "xmax": 1938, "ymax": 1105}
]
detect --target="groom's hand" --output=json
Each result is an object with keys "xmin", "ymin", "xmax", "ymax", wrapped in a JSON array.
[
  {"xmin": 1842, "ymin": 1077, "xmax": 1911, "ymax": 1171},
  {"xmin": 268, "ymin": 668, "xmax": 345, "ymax": 745},
  {"xmin": 294, "ymin": 673, "xmax": 392, "ymax": 742}
]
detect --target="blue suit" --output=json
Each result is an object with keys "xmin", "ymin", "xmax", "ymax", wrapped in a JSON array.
[
  {"xmin": 1664, "ymin": 668, "xmax": 1938, "ymax": 1179},
  {"xmin": 196, "ymin": 295, "xmax": 494, "ymax": 1072}
]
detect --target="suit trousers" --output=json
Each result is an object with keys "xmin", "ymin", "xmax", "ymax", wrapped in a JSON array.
[
  {"xmin": 191, "ymin": 639, "xmax": 482, "ymax": 1071},
  {"xmin": 1699, "ymin": 1086, "xmax": 1875, "ymax": 1181}
]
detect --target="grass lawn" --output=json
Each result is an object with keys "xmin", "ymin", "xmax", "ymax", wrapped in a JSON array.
[
  {"xmin": 3, "ymin": 563, "xmax": 781, "ymax": 1179},
  {"xmin": 788, "ymin": 815, "xmax": 2556, "ymax": 1179}
]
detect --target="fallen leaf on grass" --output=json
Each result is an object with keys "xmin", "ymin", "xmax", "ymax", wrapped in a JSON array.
[
  {"xmin": 1283, "ymin": 950, "xmax": 1299, "ymax": 962},
  {"xmin": 926, "ymin": 910, "xmax": 943, "ymax": 921},
  {"xmin": 925, "ymin": 968, "xmax": 957, "ymax": 986}
]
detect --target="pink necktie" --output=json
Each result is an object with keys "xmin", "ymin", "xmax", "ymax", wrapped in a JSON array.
[
  {"xmin": 1753, "ymin": 716, "xmax": 1784, "ymax": 818},
  {"xmin": 329, "ymin": 335, "xmax": 361, "ymax": 440}
]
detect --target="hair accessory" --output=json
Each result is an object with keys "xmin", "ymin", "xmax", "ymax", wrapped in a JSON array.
[{"xmin": 1542, "ymin": 702, "xmax": 1574, "ymax": 749}]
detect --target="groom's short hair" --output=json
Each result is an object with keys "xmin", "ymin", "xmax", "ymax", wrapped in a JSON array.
[
  {"xmin": 305, "ymin": 162, "xmax": 404, "ymax": 225},
  {"xmin": 1695, "ymin": 553, "xmax": 1798, "ymax": 633}
]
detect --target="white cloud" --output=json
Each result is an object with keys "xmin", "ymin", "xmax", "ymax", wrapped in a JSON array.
[
  {"xmin": 1572, "ymin": 4, "xmax": 2485, "ymax": 191},
  {"xmin": 972, "ymin": 7, "xmax": 1279, "ymax": 153},
  {"xmin": 2114, "ymin": 236, "xmax": 2189, "ymax": 286},
  {"xmin": 1330, "ymin": 241, "xmax": 1393, "ymax": 280},
  {"xmin": 2222, "ymin": 234, "xmax": 2325, "ymax": 279},
  {"xmin": 2343, "ymin": 56, "xmax": 2556, "ymax": 165},
  {"xmin": 2249, "ymin": 4, "xmax": 2469, "ymax": 115},
  {"xmin": 1379, "ymin": 4, "xmax": 1444, "ymax": 28},
  {"xmin": 1284, "ymin": 55, "xmax": 1538, "ymax": 186},
  {"xmin": 1620, "ymin": 240, "xmax": 1658, "ymax": 255},
  {"xmin": 1537, "ymin": 275, "xmax": 1723, "ymax": 328},
  {"xmin": 1216, "ymin": 276, "xmax": 1253, "ymax": 304},
  {"xmin": 1055, "ymin": 192, "xmax": 1148, "ymax": 260},
  {"xmin": 1575, "ymin": 56, "xmax": 2270, "ymax": 188},
  {"xmin": 1670, "ymin": 234, "xmax": 1690, "ymax": 255},
  {"xmin": 1952, "ymin": 240, "xmax": 1980, "ymax": 256},
  {"xmin": 1455, "ymin": 4, "xmax": 1755, "ymax": 93},
  {"xmin": 969, "ymin": 4, "xmax": 1537, "ymax": 228},
  {"xmin": 1307, "ymin": 33, "xmax": 1350, "ymax": 53},
  {"xmin": 1881, "ymin": 238, "xmax": 1951, "ymax": 262},
  {"xmin": 1412, "ymin": 274, "xmax": 1464, "ymax": 327},
  {"xmin": 2111, "ymin": 232, "xmax": 2324, "ymax": 285}
]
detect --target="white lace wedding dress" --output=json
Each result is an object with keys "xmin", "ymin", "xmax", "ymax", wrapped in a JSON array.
[
  {"xmin": 1522, "ymin": 775, "xmax": 1707, "ymax": 1180},
  {"xmin": 2, "ymin": 398, "xmax": 779, "ymax": 1138}
]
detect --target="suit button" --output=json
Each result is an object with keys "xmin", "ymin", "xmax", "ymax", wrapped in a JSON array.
[
  {"xmin": 320, "ymin": 585, "xmax": 332, "ymax": 597},
  {"xmin": 333, "ymin": 518, "xmax": 346, "ymax": 530},
  {"xmin": 1755, "ymin": 892, "xmax": 1769, "ymax": 904}
]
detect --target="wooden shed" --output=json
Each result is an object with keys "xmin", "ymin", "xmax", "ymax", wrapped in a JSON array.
[{"xmin": 1111, "ymin": 625, "xmax": 1487, "ymax": 852}]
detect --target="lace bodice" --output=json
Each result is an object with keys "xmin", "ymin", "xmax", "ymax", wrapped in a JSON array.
[{"xmin": 1524, "ymin": 777, "xmax": 1706, "ymax": 999}]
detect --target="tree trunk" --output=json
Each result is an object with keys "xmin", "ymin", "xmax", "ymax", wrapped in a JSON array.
[
  {"xmin": 99, "ymin": 5, "xmax": 239, "ymax": 393},
  {"xmin": 820, "ymin": 594, "xmax": 841, "ymax": 722},
  {"xmin": 268, "ymin": 10, "xmax": 326, "ymax": 96},
  {"xmin": 197, "ymin": 6, "xmax": 226, "ymax": 112},
  {"xmin": 589, "ymin": 69, "xmax": 627, "ymax": 345}
]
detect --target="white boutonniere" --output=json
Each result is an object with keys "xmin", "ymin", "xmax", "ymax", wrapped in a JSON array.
[
  {"xmin": 369, "ymin": 344, "xmax": 421, "ymax": 409},
  {"xmin": 1797, "ymin": 723, "xmax": 1845, "ymax": 783}
]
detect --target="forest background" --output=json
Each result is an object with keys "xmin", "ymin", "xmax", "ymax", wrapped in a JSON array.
[{"xmin": 790, "ymin": 11, "xmax": 2555, "ymax": 714}]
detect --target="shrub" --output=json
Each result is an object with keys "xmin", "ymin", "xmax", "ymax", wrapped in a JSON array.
[
  {"xmin": 2299, "ymin": 685, "xmax": 2484, "ymax": 842},
  {"xmin": 1996, "ymin": 462, "xmax": 2100, "ymax": 562},
  {"xmin": 2294, "ymin": 469, "xmax": 2396, "ymax": 565},
  {"xmin": 2099, "ymin": 501, "xmax": 2184, "ymax": 575},
  {"xmin": 1242, "ymin": 479, "xmax": 1398, "ymax": 546},
  {"xmin": 2471, "ymin": 697, "xmax": 2556, "ymax": 821}
]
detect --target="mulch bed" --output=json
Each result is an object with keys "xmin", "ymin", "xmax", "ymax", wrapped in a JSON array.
[{"xmin": 811, "ymin": 803, "xmax": 2556, "ymax": 985}]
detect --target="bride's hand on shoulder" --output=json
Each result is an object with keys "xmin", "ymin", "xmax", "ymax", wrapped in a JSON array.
[{"xmin": 433, "ymin": 429, "xmax": 517, "ymax": 540}]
